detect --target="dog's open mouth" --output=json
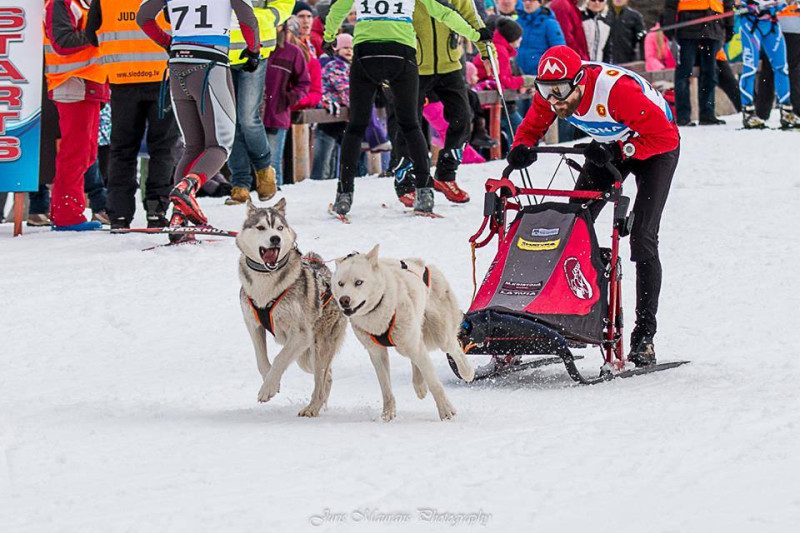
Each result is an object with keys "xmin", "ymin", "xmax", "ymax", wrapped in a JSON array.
[
  {"xmin": 259, "ymin": 246, "xmax": 281, "ymax": 266},
  {"xmin": 342, "ymin": 300, "xmax": 365, "ymax": 317}
]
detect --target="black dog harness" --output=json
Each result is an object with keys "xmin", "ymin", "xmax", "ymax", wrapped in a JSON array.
[
  {"xmin": 360, "ymin": 263, "xmax": 432, "ymax": 348},
  {"xmin": 247, "ymin": 288, "xmax": 334, "ymax": 336}
]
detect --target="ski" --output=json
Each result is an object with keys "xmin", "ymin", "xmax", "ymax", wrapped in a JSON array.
[
  {"xmin": 410, "ymin": 210, "xmax": 445, "ymax": 219},
  {"xmin": 327, "ymin": 203, "xmax": 351, "ymax": 224},
  {"xmin": 141, "ymin": 238, "xmax": 225, "ymax": 251},
  {"xmin": 109, "ymin": 225, "xmax": 238, "ymax": 237},
  {"xmin": 561, "ymin": 357, "xmax": 690, "ymax": 385},
  {"xmin": 449, "ymin": 354, "xmax": 583, "ymax": 381}
]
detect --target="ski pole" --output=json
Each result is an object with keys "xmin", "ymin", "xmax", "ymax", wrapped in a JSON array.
[
  {"xmin": 486, "ymin": 44, "xmax": 534, "ymax": 205},
  {"xmin": 645, "ymin": 1, "xmax": 786, "ymax": 36}
]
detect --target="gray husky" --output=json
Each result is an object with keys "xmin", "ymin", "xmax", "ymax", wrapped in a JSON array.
[
  {"xmin": 332, "ymin": 245, "xmax": 475, "ymax": 421},
  {"xmin": 236, "ymin": 199, "xmax": 347, "ymax": 417}
]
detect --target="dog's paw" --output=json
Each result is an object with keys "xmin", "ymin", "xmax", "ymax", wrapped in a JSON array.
[
  {"xmin": 298, "ymin": 403, "xmax": 321, "ymax": 417},
  {"xmin": 381, "ymin": 399, "xmax": 396, "ymax": 422},
  {"xmin": 257, "ymin": 379, "xmax": 280, "ymax": 403},
  {"xmin": 436, "ymin": 399, "xmax": 457, "ymax": 421},
  {"xmin": 460, "ymin": 363, "xmax": 476, "ymax": 383},
  {"xmin": 413, "ymin": 376, "xmax": 428, "ymax": 399}
]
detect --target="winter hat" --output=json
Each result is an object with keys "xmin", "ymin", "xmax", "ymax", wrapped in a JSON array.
[
  {"xmin": 537, "ymin": 45, "xmax": 583, "ymax": 81},
  {"xmin": 495, "ymin": 17, "xmax": 523, "ymax": 44},
  {"xmin": 334, "ymin": 33, "xmax": 353, "ymax": 51},
  {"xmin": 284, "ymin": 16, "xmax": 301, "ymax": 38},
  {"xmin": 293, "ymin": 2, "xmax": 314, "ymax": 16}
]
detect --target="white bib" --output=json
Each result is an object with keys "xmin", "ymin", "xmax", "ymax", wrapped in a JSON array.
[
  {"xmin": 567, "ymin": 62, "xmax": 673, "ymax": 142},
  {"xmin": 355, "ymin": 0, "xmax": 415, "ymax": 23},
  {"xmin": 167, "ymin": 0, "xmax": 244, "ymax": 47}
]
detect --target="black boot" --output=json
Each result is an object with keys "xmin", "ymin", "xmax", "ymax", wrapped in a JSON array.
[
  {"xmin": 628, "ymin": 330, "xmax": 656, "ymax": 367},
  {"xmin": 146, "ymin": 200, "xmax": 169, "ymax": 228},
  {"xmin": 470, "ymin": 117, "xmax": 498, "ymax": 150}
]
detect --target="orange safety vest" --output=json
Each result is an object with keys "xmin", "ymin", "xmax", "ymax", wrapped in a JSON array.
[
  {"xmin": 678, "ymin": 0, "xmax": 724, "ymax": 13},
  {"xmin": 43, "ymin": 0, "xmax": 106, "ymax": 91},
  {"xmin": 95, "ymin": 0, "xmax": 170, "ymax": 84},
  {"xmin": 779, "ymin": 4, "xmax": 800, "ymax": 17}
]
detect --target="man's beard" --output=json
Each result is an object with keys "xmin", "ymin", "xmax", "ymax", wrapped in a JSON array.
[{"xmin": 552, "ymin": 97, "xmax": 580, "ymax": 119}]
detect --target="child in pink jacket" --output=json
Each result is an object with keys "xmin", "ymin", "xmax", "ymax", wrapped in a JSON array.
[{"xmin": 644, "ymin": 24, "xmax": 676, "ymax": 72}]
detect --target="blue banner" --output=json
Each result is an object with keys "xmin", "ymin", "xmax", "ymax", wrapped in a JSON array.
[{"xmin": 0, "ymin": 3, "xmax": 42, "ymax": 193}]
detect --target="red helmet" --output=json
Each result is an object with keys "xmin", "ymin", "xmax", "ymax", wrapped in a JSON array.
[{"xmin": 537, "ymin": 45, "xmax": 583, "ymax": 82}]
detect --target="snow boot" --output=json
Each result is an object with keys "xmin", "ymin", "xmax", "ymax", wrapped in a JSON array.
[
  {"xmin": 255, "ymin": 166, "xmax": 277, "ymax": 201},
  {"xmin": 332, "ymin": 191, "xmax": 353, "ymax": 216},
  {"xmin": 225, "ymin": 186, "xmax": 251, "ymax": 206},
  {"xmin": 413, "ymin": 187, "xmax": 435, "ymax": 214},
  {"xmin": 470, "ymin": 117, "xmax": 498, "ymax": 150},
  {"xmin": 742, "ymin": 105, "xmax": 768, "ymax": 129},
  {"xmin": 169, "ymin": 174, "xmax": 207, "ymax": 225},
  {"xmin": 779, "ymin": 104, "xmax": 800, "ymax": 129},
  {"xmin": 92, "ymin": 210, "xmax": 111, "ymax": 225},
  {"xmin": 26, "ymin": 213, "xmax": 51, "ymax": 227},
  {"xmin": 628, "ymin": 331, "xmax": 656, "ymax": 368},
  {"xmin": 167, "ymin": 209, "xmax": 195, "ymax": 244},
  {"xmin": 699, "ymin": 116, "xmax": 726, "ymax": 125},
  {"xmin": 110, "ymin": 217, "xmax": 129, "ymax": 230},
  {"xmin": 433, "ymin": 179, "xmax": 470, "ymax": 203}
]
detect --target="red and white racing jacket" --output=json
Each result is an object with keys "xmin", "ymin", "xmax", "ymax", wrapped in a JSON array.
[{"xmin": 514, "ymin": 62, "xmax": 680, "ymax": 161}]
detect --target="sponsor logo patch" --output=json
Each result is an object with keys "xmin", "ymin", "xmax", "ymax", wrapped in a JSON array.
[
  {"xmin": 499, "ymin": 281, "xmax": 543, "ymax": 296},
  {"xmin": 564, "ymin": 257, "xmax": 593, "ymax": 300},
  {"xmin": 596, "ymin": 104, "xmax": 607, "ymax": 117},
  {"xmin": 518, "ymin": 237, "xmax": 560, "ymax": 251},
  {"xmin": 531, "ymin": 227, "xmax": 559, "ymax": 238},
  {"xmin": 606, "ymin": 69, "xmax": 620, "ymax": 77},
  {"xmin": 539, "ymin": 58, "xmax": 567, "ymax": 78}
]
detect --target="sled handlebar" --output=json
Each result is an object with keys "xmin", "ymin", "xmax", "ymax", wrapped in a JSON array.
[{"xmin": 502, "ymin": 145, "xmax": 623, "ymax": 182}]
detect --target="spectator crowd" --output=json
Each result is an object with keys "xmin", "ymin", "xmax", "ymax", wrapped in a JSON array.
[{"xmin": 2, "ymin": 0, "xmax": 799, "ymax": 227}]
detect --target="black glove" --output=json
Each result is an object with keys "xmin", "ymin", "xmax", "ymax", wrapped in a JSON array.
[
  {"xmin": 583, "ymin": 141, "xmax": 621, "ymax": 167},
  {"xmin": 323, "ymin": 40, "xmax": 336, "ymax": 57},
  {"xmin": 477, "ymin": 27, "xmax": 493, "ymax": 43},
  {"xmin": 506, "ymin": 144, "xmax": 537, "ymax": 170},
  {"xmin": 239, "ymin": 48, "xmax": 260, "ymax": 73}
]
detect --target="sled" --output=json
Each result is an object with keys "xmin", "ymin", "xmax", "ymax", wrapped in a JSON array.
[{"xmin": 453, "ymin": 145, "xmax": 689, "ymax": 383}]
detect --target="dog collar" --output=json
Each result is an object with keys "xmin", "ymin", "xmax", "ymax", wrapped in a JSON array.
[{"xmin": 245, "ymin": 253, "xmax": 290, "ymax": 273}]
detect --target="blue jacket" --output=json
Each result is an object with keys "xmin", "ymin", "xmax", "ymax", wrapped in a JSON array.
[{"xmin": 515, "ymin": 3, "xmax": 566, "ymax": 75}]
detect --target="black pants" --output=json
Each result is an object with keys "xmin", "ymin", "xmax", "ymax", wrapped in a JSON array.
[
  {"xmin": 573, "ymin": 146, "xmax": 680, "ymax": 337},
  {"xmin": 755, "ymin": 33, "xmax": 800, "ymax": 119},
  {"xmin": 717, "ymin": 59, "xmax": 741, "ymax": 113},
  {"xmin": 107, "ymin": 82, "xmax": 179, "ymax": 223},
  {"xmin": 393, "ymin": 69, "xmax": 473, "ymax": 188},
  {"xmin": 338, "ymin": 42, "xmax": 430, "ymax": 194},
  {"xmin": 675, "ymin": 39, "xmax": 720, "ymax": 122}
]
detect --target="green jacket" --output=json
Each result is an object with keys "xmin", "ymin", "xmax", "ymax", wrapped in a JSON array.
[
  {"xmin": 414, "ymin": 0, "xmax": 487, "ymax": 76},
  {"xmin": 325, "ymin": 0, "xmax": 480, "ymax": 51}
]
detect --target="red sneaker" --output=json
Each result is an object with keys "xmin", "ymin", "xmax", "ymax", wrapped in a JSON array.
[
  {"xmin": 433, "ymin": 179, "xmax": 470, "ymax": 203},
  {"xmin": 397, "ymin": 191, "xmax": 415, "ymax": 208},
  {"xmin": 169, "ymin": 174, "xmax": 207, "ymax": 225}
]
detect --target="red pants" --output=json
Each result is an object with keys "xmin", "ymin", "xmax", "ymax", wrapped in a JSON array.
[{"xmin": 52, "ymin": 100, "xmax": 100, "ymax": 226}]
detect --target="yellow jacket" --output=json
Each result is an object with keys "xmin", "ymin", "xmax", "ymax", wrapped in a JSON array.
[{"xmin": 229, "ymin": 0, "xmax": 295, "ymax": 65}]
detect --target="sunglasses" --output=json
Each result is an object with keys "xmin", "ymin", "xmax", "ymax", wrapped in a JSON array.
[{"xmin": 534, "ymin": 70, "xmax": 585, "ymax": 101}]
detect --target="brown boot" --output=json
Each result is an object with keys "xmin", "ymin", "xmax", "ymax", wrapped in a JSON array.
[
  {"xmin": 255, "ymin": 166, "xmax": 277, "ymax": 201},
  {"xmin": 225, "ymin": 186, "xmax": 252, "ymax": 205}
]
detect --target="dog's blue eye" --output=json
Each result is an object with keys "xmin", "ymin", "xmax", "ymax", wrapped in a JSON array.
[
  {"xmin": 277, "ymin": 226, "xmax": 284, "ymax": 231},
  {"xmin": 355, "ymin": 280, "xmax": 363, "ymax": 286}
]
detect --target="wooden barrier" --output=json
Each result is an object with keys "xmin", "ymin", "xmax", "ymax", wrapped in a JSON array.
[{"xmin": 288, "ymin": 62, "xmax": 745, "ymax": 174}]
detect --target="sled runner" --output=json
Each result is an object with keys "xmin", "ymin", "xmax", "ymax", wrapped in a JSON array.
[{"xmin": 452, "ymin": 146, "xmax": 689, "ymax": 383}]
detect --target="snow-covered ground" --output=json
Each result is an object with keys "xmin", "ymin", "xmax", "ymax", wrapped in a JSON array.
[{"xmin": 2, "ymin": 116, "xmax": 799, "ymax": 532}]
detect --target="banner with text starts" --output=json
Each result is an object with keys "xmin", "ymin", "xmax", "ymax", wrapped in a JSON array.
[{"xmin": 0, "ymin": 2, "xmax": 42, "ymax": 193}]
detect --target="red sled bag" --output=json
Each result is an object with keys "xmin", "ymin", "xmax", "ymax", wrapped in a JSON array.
[{"xmin": 468, "ymin": 202, "xmax": 609, "ymax": 345}]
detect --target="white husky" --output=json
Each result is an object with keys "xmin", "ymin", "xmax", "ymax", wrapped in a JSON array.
[
  {"xmin": 332, "ymin": 245, "xmax": 475, "ymax": 421},
  {"xmin": 236, "ymin": 199, "xmax": 347, "ymax": 417}
]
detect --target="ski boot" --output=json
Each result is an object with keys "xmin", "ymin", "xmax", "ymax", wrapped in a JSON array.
[
  {"xmin": 628, "ymin": 330, "xmax": 656, "ymax": 368},
  {"xmin": 332, "ymin": 191, "xmax": 353, "ymax": 216},
  {"xmin": 742, "ymin": 105, "xmax": 768, "ymax": 130},
  {"xmin": 413, "ymin": 187, "xmax": 435, "ymax": 214},
  {"xmin": 167, "ymin": 209, "xmax": 195, "ymax": 244},
  {"xmin": 433, "ymin": 179, "xmax": 470, "ymax": 203},
  {"xmin": 780, "ymin": 104, "xmax": 800, "ymax": 129},
  {"xmin": 255, "ymin": 166, "xmax": 277, "ymax": 201},
  {"xmin": 397, "ymin": 191, "xmax": 415, "ymax": 208},
  {"xmin": 169, "ymin": 174, "xmax": 207, "ymax": 225}
]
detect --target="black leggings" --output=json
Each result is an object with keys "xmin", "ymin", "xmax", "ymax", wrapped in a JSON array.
[
  {"xmin": 338, "ymin": 42, "xmax": 431, "ymax": 194},
  {"xmin": 572, "ymin": 146, "xmax": 680, "ymax": 336}
]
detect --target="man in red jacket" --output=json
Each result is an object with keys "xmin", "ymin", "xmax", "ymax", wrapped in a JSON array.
[
  {"xmin": 549, "ymin": 0, "xmax": 590, "ymax": 59},
  {"xmin": 506, "ymin": 45, "xmax": 680, "ymax": 367}
]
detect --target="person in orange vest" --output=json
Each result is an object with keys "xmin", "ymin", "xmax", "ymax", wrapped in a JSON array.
[
  {"xmin": 662, "ymin": 0, "xmax": 735, "ymax": 126},
  {"xmin": 44, "ymin": 0, "xmax": 110, "ymax": 231},
  {"xmin": 84, "ymin": 0, "xmax": 179, "ymax": 229}
]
